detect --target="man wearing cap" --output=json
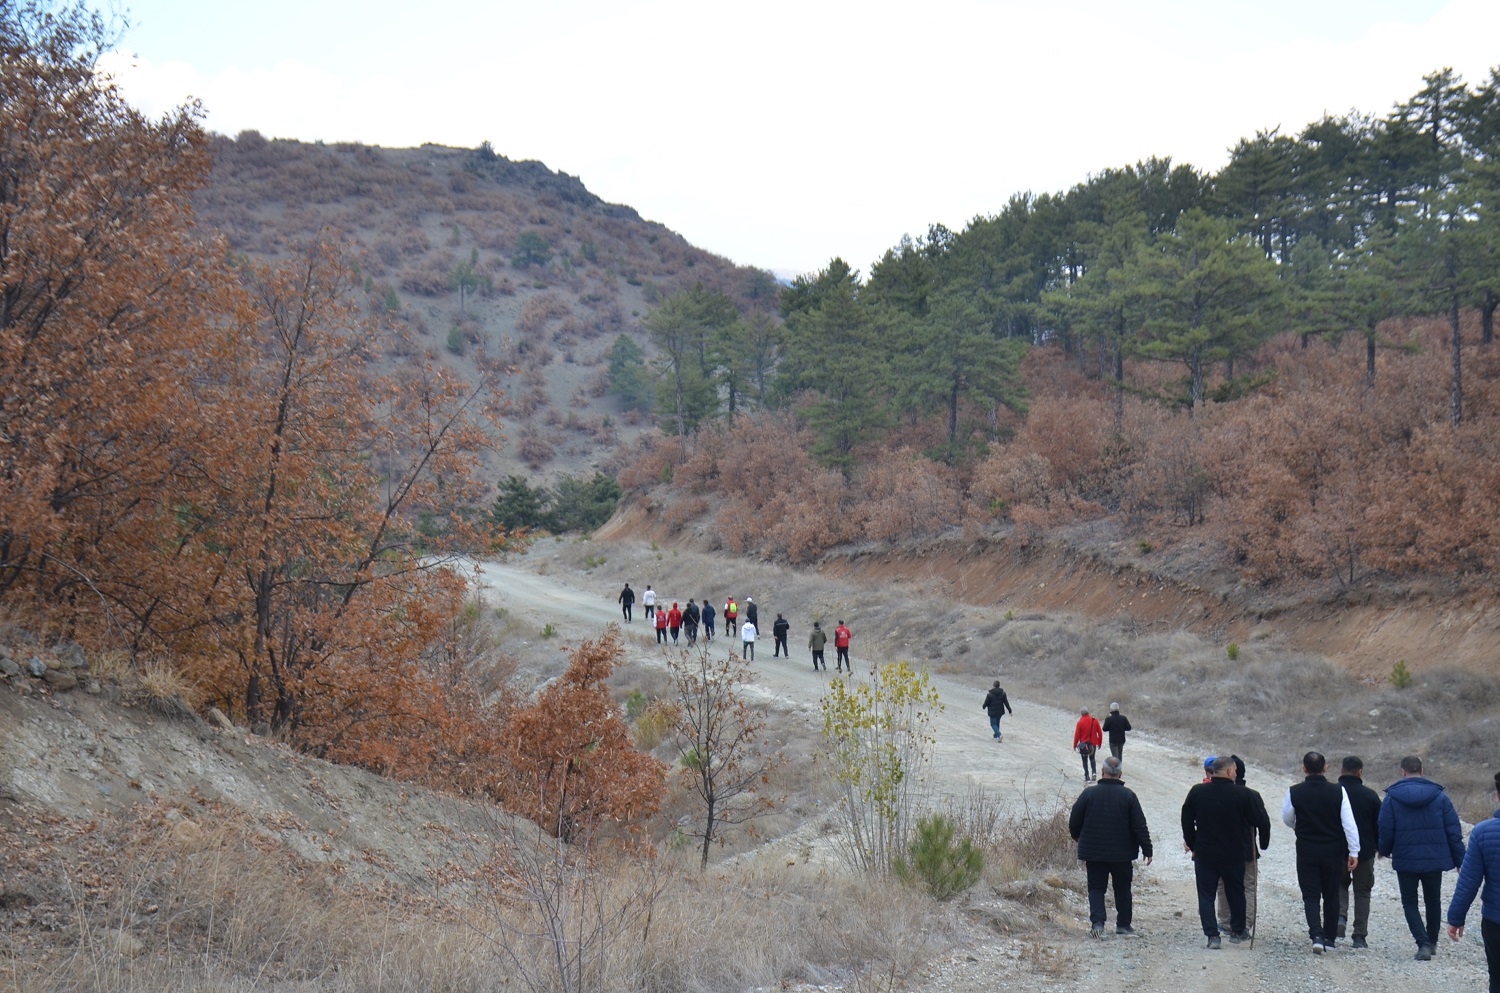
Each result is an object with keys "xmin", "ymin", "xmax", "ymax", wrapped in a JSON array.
[
  {"xmin": 1073, "ymin": 708, "xmax": 1103, "ymax": 782},
  {"xmin": 1102, "ymin": 703, "xmax": 1131, "ymax": 761},
  {"xmin": 1183, "ymin": 754, "xmax": 1266, "ymax": 948},
  {"xmin": 1070, "ymin": 755, "xmax": 1153, "ymax": 939}
]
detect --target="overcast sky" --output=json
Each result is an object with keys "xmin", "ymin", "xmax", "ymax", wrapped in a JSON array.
[{"xmin": 96, "ymin": 0, "xmax": 1500, "ymax": 278}]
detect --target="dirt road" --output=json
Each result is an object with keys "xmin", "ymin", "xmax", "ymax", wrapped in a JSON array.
[{"xmin": 473, "ymin": 557, "xmax": 1487, "ymax": 993}]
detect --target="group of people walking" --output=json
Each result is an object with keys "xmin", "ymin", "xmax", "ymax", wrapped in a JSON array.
[
  {"xmin": 616, "ymin": 583, "xmax": 852, "ymax": 670},
  {"xmin": 1068, "ymin": 744, "xmax": 1500, "ymax": 983}
]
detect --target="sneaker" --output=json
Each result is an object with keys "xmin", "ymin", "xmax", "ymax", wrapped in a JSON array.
[
  {"xmin": 1206, "ymin": 936, "xmax": 1222, "ymax": 950},
  {"xmin": 1115, "ymin": 926, "xmax": 1136, "ymax": 937},
  {"xmin": 1089, "ymin": 926, "xmax": 1104, "ymax": 939},
  {"xmin": 1217, "ymin": 920, "xmax": 1232, "ymax": 935},
  {"xmin": 1228, "ymin": 931, "xmax": 1248, "ymax": 944},
  {"xmin": 1312, "ymin": 940, "xmax": 1326, "ymax": 955},
  {"xmin": 1351, "ymin": 937, "xmax": 1368, "ymax": 949},
  {"xmin": 1415, "ymin": 944, "xmax": 1434, "ymax": 961}
]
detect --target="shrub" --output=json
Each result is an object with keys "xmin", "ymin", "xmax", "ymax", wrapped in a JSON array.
[
  {"xmin": 1226, "ymin": 642, "xmax": 1240, "ymax": 661},
  {"xmin": 1391, "ymin": 659, "xmax": 1414, "ymax": 689},
  {"xmin": 446, "ymin": 325, "xmax": 465, "ymax": 356},
  {"xmin": 892, "ymin": 813, "xmax": 983, "ymax": 901}
]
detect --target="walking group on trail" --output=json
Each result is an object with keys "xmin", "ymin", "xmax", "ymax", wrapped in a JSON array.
[
  {"xmin": 616, "ymin": 583, "xmax": 853, "ymax": 672},
  {"xmin": 1066, "ymin": 739, "xmax": 1500, "ymax": 988}
]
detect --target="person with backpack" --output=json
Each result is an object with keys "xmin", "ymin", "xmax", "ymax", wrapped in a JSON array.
[
  {"xmin": 1073, "ymin": 708, "xmax": 1103, "ymax": 781},
  {"xmin": 808, "ymin": 621, "xmax": 827, "ymax": 671},
  {"xmin": 982, "ymin": 680, "xmax": 1013, "ymax": 741},
  {"xmin": 701, "ymin": 598, "xmax": 716, "ymax": 641},
  {"xmin": 683, "ymin": 599, "xmax": 701, "ymax": 645},
  {"xmin": 725, "ymin": 598, "xmax": 738, "ymax": 636},
  {"xmin": 833, "ymin": 620, "xmax": 852, "ymax": 672},
  {"xmin": 772, "ymin": 613, "xmax": 790, "ymax": 657}
]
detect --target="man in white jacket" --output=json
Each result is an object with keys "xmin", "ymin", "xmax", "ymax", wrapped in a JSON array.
[{"xmin": 739, "ymin": 619, "xmax": 757, "ymax": 661}]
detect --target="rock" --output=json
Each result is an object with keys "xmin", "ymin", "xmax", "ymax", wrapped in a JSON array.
[
  {"xmin": 41, "ymin": 668, "xmax": 78, "ymax": 691},
  {"xmin": 107, "ymin": 929, "xmax": 144, "ymax": 958},
  {"xmin": 25, "ymin": 656, "xmax": 46, "ymax": 677},
  {"xmin": 208, "ymin": 706, "xmax": 235, "ymax": 731},
  {"xmin": 0, "ymin": 657, "xmax": 18, "ymax": 678},
  {"xmin": 52, "ymin": 641, "xmax": 87, "ymax": 668}
]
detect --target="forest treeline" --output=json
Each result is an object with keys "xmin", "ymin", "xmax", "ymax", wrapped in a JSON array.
[
  {"xmin": 0, "ymin": 1, "xmax": 674, "ymax": 834},
  {"xmin": 619, "ymin": 65, "xmax": 1500, "ymax": 584}
]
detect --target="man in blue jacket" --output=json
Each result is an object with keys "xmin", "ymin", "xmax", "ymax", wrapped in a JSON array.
[
  {"xmin": 1447, "ymin": 770, "xmax": 1500, "ymax": 993},
  {"xmin": 1379, "ymin": 754, "xmax": 1466, "ymax": 961}
]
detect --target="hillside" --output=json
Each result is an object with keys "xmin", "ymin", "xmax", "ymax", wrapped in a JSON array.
[{"xmin": 196, "ymin": 134, "xmax": 780, "ymax": 486}]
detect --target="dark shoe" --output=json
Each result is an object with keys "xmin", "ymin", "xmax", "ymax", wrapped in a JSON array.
[
  {"xmin": 1415, "ymin": 944, "xmax": 1434, "ymax": 961},
  {"xmin": 1206, "ymin": 936, "xmax": 1222, "ymax": 950},
  {"xmin": 1228, "ymin": 931, "xmax": 1248, "ymax": 944},
  {"xmin": 1311, "ymin": 939, "xmax": 1326, "ymax": 954},
  {"xmin": 1115, "ymin": 926, "xmax": 1136, "ymax": 937},
  {"xmin": 1351, "ymin": 937, "xmax": 1368, "ymax": 949}
]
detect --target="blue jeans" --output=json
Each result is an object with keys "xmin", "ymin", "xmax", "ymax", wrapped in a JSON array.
[
  {"xmin": 1397, "ymin": 869, "xmax": 1444, "ymax": 948},
  {"xmin": 988, "ymin": 714, "xmax": 1004, "ymax": 738}
]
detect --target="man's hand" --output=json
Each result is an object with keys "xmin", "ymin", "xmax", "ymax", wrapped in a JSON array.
[
  {"xmin": 1347, "ymin": 856, "xmax": 1359, "ymax": 872},
  {"xmin": 1144, "ymin": 856, "xmax": 1153, "ymax": 866},
  {"xmin": 1449, "ymin": 923, "xmax": 1464, "ymax": 942}
]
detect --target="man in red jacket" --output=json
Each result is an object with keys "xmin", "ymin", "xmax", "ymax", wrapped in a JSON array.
[
  {"xmin": 834, "ymin": 621, "xmax": 852, "ymax": 672},
  {"xmin": 654, "ymin": 603, "xmax": 668, "ymax": 644},
  {"xmin": 666, "ymin": 602, "xmax": 683, "ymax": 645},
  {"xmin": 1074, "ymin": 708, "xmax": 1103, "ymax": 781}
]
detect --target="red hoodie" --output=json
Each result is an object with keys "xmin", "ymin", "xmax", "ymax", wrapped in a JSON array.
[
  {"xmin": 834, "ymin": 625, "xmax": 851, "ymax": 648},
  {"xmin": 1073, "ymin": 714, "xmax": 1103, "ymax": 750},
  {"xmin": 667, "ymin": 604, "xmax": 682, "ymax": 629},
  {"xmin": 655, "ymin": 609, "xmax": 668, "ymax": 630}
]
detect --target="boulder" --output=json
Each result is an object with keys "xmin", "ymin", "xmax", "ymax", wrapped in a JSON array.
[{"xmin": 41, "ymin": 668, "xmax": 78, "ymax": 691}]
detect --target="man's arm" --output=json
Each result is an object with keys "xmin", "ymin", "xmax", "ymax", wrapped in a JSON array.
[
  {"xmin": 1377, "ymin": 794, "xmax": 1394, "ymax": 858},
  {"xmin": 1339, "ymin": 788, "xmax": 1360, "ymax": 869},
  {"xmin": 1443, "ymin": 797, "xmax": 1467, "ymax": 868},
  {"xmin": 1248, "ymin": 791, "xmax": 1272, "ymax": 850},
  {"xmin": 1004, "ymin": 693, "xmax": 1012, "ymax": 715},
  {"xmin": 1068, "ymin": 793, "xmax": 1088, "ymax": 841},
  {"xmin": 1181, "ymin": 791, "xmax": 1197, "ymax": 851},
  {"xmin": 1130, "ymin": 794, "xmax": 1153, "ymax": 863}
]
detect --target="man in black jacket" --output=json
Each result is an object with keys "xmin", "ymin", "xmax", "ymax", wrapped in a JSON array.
[
  {"xmin": 982, "ymin": 681, "xmax": 1013, "ymax": 741},
  {"xmin": 1215, "ymin": 756, "xmax": 1273, "ymax": 936},
  {"xmin": 1102, "ymin": 702, "xmax": 1131, "ymax": 760},
  {"xmin": 1069, "ymin": 755, "xmax": 1153, "ymax": 938},
  {"xmin": 771, "ymin": 613, "xmax": 790, "ymax": 657},
  {"xmin": 1183, "ymin": 754, "xmax": 1269, "ymax": 948},
  {"xmin": 1282, "ymin": 751, "xmax": 1361, "ymax": 954},
  {"xmin": 1338, "ymin": 755, "xmax": 1382, "ymax": 948}
]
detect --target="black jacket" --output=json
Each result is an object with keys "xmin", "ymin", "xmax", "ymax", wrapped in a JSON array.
[
  {"xmin": 745, "ymin": 603, "xmax": 759, "ymax": 627},
  {"xmin": 683, "ymin": 602, "xmax": 701, "ymax": 625},
  {"xmin": 1182, "ymin": 778, "xmax": 1269, "ymax": 865},
  {"xmin": 772, "ymin": 617, "xmax": 789, "ymax": 639},
  {"xmin": 1337, "ymin": 774, "xmax": 1382, "ymax": 859},
  {"xmin": 1102, "ymin": 712, "xmax": 1131, "ymax": 744},
  {"xmin": 982, "ymin": 687, "xmax": 1012, "ymax": 716},
  {"xmin": 1070, "ymin": 778, "xmax": 1152, "ymax": 862}
]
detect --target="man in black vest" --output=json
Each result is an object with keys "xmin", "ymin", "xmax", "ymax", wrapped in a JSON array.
[
  {"xmin": 1183, "ymin": 754, "xmax": 1266, "ymax": 948},
  {"xmin": 1337, "ymin": 755, "xmax": 1382, "ymax": 949},
  {"xmin": 1282, "ymin": 751, "xmax": 1360, "ymax": 954}
]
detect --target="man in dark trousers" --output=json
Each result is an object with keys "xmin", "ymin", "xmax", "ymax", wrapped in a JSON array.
[
  {"xmin": 808, "ymin": 621, "xmax": 827, "ymax": 671},
  {"xmin": 1102, "ymin": 702, "xmax": 1131, "ymax": 760},
  {"xmin": 683, "ymin": 598, "xmax": 701, "ymax": 645},
  {"xmin": 771, "ymin": 613, "xmax": 790, "ymax": 657},
  {"xmin": 1183, "ymin": 754, "xmax": 1268, "ymax": 948},
  {"xmin": 982, "ymin": 680, "xmax": 1013, "ymax": 741},
  {"xmin": 1337, "ymin": 755, "xmax": 1382, "ymax": 949},
  {"xmin": 743, "ymin": 597, "xmax": 759, "ymax": 631},
  {"xmin": 617, "ymin": 583, "xmax": 634, "ymax": 622},
  {"xmin": 1070, "ymin": 755, "xmax": 1153, "ymax": 939},
  {"xmin": 1446, "ymin": 770, "xmax": 1500, "ymax": 991},
  {"xmin": 1282, "ymin": 751, "xmax": 1360, "ymax": 954},
  {"xmin": 700, "ymin": 598, "xmax": 715, "ymax": 642},
  {"xmin": 1380, "ymin": 754, "xmax": 1466, "ymax": 961}
]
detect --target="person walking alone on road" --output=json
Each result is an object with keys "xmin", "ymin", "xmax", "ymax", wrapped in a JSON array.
[
  {"xmin": 833, "ymin": 620, "xmax": 852, "ymax": 672},
  {"xmin": 982, "ymin": 681, "xmax": 1013, "ymax": 741},
  {"xmin": 1102, "ymin": 702, "xmax": 1131, "ymax": 760},
  {"xmin": 618, "ymin": 583, "xmax": 634, "ymax": 622},
  {"xmin": 772, "ymin": 613, "xmax": 789, "ymax": 657},
  {"xmin": 701, "ymin": 598, "xmax": 715, "ymax": 642},
  {"xmin": 1337, "ymin": 755, "xmax": 1382, "ymax": 949},
  {"xmin": 1283, "ymin": 751, "xmax": 1361, "ymax": 954},
  {"xmin": 1183, "ymin": 754, "xmax": 1267, "ymax": 949},
  {"xmin": 739, "ymin": 618, "xmax": 757, "ymax": 660},
  {"xmin": 808, "ymin": 622, "xmax": 827, "ymax": 671},
  {"xmin": 1070, "ymin": 755, "xmax": 1153, "ymax": 938},
  {"xmin": 643, "ymin": 585, "xmax": 656, "ymax": 620},
  {"xmin": 1446, "ymin": 770, "xmax": 1500, "ymax": 992},
  {"xmin": 1380, "ymin": 754, "xmax": 1466, "ymax": 961},
  {"xmin": 1073, "ymin": 708, "xmax": 1103, "ymax": 781}
]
